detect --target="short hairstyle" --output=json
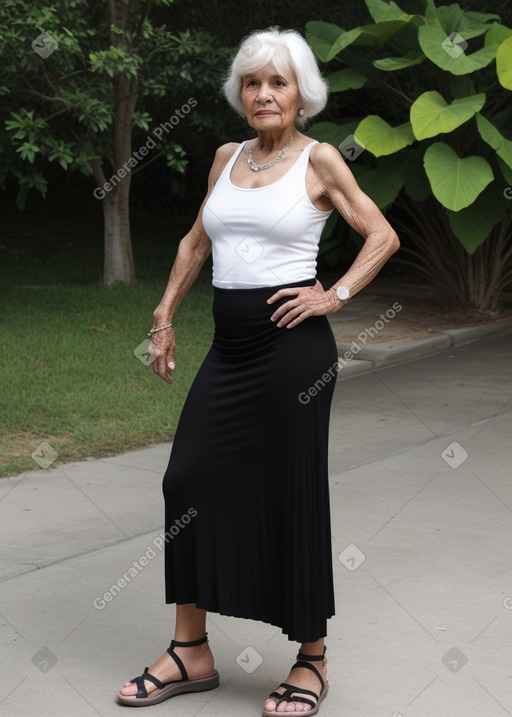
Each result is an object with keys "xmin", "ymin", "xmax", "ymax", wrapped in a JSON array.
[{"xmin": 223, "ymin": 27, "xmax": 328, "ymax": 128}]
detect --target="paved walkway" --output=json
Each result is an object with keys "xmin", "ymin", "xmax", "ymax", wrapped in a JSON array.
[
  {"xmin": 328, "ymin": 275, "xmax": 512, "ymax": 378},
  {"xmin": 1, "ymin": 282, "xmax": 512, "ymax": 716}
]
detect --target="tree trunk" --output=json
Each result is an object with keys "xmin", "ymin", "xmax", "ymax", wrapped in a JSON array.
[
  {"xmin": 97, "ymin": 0, "xmax": 138, "ymax": 284},
  {"xmin": 102, "ymin": 182, "xmax": 135, "ymax": 284}
]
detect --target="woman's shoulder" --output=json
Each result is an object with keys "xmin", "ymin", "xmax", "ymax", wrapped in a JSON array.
[
  {"xmin": 309, "ymin": 141, "xmax": 343, "ymax": 168},
  {"xmin": 208, "ymin": 142, "xmax": 242, "ymax": 185},
  {"xmin": 309, "ymin": 141, "xmax": 354, "ymax": 185},
  {"xmin": 214, "ymin": 142, "xmax": 243, "ymax": 163}
]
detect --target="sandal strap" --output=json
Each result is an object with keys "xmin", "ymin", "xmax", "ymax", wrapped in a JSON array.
[
  {"xmin": 269, "ymin": 683, "xmax": 319, "ymax": 710},
  {"xmin": 171, "ymin": 634, "xmax": 209, "ymax": 648},
  {"xmin": 266, "ymin": 648, "xmax": 327, "ymax": 710},
  {"xmin": 130, "ymin": 668, "xmax": 165, "ymax": 698},
  {"xmin": 291, "ymin": 660, "xmax": 325, "ymax": 690},
  {"xmin": 296, "ymin": 645, "xmax": 327, "ymax": 663},
  {"xmin": 166, "ymin": 633, "xmax": 209, "ymax": 682}
]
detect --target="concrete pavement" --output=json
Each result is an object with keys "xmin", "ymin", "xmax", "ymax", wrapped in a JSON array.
[
  {"xmin": 1, "ymin": 309, "xmax": 512, "ymax": 715},
  {"xmin": 327, "ymin": 276, "xmax": 512, "ymax": 378}
]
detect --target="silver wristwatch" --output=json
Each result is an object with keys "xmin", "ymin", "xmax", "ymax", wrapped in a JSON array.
[{"xmin": 335, "ymin": 286, "xmax": 350, "ymax": 301}]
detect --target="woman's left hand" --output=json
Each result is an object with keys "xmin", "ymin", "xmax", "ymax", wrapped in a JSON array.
[{"xmin": 267, "ymin": 280, "xmax": 338, "ymax": 328}]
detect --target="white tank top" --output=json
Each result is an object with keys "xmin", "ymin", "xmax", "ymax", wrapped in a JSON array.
[{"xmin": 203, "ymin": 140, "xmax": 333, "ymax": 289}]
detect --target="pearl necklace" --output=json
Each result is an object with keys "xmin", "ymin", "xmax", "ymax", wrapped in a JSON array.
[{"xmin": 247, "ymin": 136, "xmax": 292, "ymax": 172}]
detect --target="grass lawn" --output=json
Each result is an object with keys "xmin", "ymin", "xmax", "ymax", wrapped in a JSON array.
[
  {"xmin": 0, "ymin": 197, "xmax": 214, "ymax": 477},
  {"xmin": 6, "ymin": 188, "xmax": 508, "ymax": 479}
]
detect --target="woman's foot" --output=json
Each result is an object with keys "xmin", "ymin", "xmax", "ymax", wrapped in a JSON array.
[
  {"xmin": 263, "ymin": 651, "xmax": 328, "ymax": 713},
  {"xmin": 119, "ymin": 639, "xmax": 215, "ymax": 698}
]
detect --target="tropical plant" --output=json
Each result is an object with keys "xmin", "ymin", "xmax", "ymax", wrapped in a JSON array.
[
  {"xmin": 306, "ymin": 0, "xmax": 512, "ymax": 312},
  {"xmin": 0, "ymin": 0, "xmax": 231, "ymax": 283}
]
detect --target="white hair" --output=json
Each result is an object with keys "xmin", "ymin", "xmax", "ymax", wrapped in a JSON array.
[{"xmin": 223, "ymin": 27, "xmax": 328, "ymax": 128}]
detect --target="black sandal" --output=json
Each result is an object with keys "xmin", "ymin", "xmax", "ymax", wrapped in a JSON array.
[
  {"xmin": 262, "ymin": 645, "xmax": 328, "ymax": 716},
  {"xmin": 117, "ymin": 633, "xmax": 219, "ymax": 706}
]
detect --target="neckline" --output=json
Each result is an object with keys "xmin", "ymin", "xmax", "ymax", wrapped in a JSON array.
[{"xmin": 227, "ymin": 140, "xmax": 317, "ymax": 191}]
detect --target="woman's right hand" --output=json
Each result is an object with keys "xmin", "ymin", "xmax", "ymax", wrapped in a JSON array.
[{"xmin": 148, "ymin": 327, "xmax": 176, "ymax": 384}]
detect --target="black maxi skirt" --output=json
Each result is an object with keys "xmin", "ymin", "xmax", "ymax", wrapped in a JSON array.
[{"xmin": 162, "ymin": 278, "xmax": 338, "ymax": 643}]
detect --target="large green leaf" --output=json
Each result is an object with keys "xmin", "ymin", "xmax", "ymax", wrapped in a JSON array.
[
  {"xmin": 496, "ymin": 36, "xmax": 512, "ymax": 90},
  {"xmin": 425, "ymin": 1, "xmax": 464, "ymax": 33},
  {"xmin": 354, "ymin": 116, "xmax": 415, "ymax": 156},
  {"xmin": 418, "ymin": 24, "xmax": 497, "ymax": 75},
  {"xmin": 306, "ymin": 121, "xmax": 359, "ymax": 148},
  {"xmin": 447, "ymin": 184, "xmax": 507, "ymax": 254},
  {"xmin": 498, "ymin": 157, "xmax": 512, "ymax": 186},
  {"xmin": 306, "ymin": 15, "xmax": 421, "ymax": 59},
  {"xmin": 327, "ymin": 68, "xmax": 367, "ymax": 92},
  {"xmin": 424, "ymin": 142, "xmax": 493, "ymax": 211},
  {"xmin": 356, "ymin": 21, "xmax": 412, "ymax": 46},
  {"xmin": 476, "ymin": 114, "xmax": 512, "ymax": 169},
  {"xmin": 373, "ymin": 50, "xmax": 425, "ymax": 71},
  {"xmin": 351, "ymin": 158, "xmax": 404, "ymax": 209},
  {"xmin": 484, "ymin": 23, "xmax": 512, "ymax": 48},
  {"xmin": 410, "ymin": 91, "xmax": 485, "ymax": 140},
  {"xmin": 424, "ymin": 2, "xmax": 499, "ymax": 39},
  {"xmin": 364, "ymin": 0, "xmax": 421, "ymax": 24},
  {"xmin": 461, "ymin": 11, "xmax": 501, "ymax": 40},
  {"xmin": 305, "ymin": 21, "xmax": 361, "ymax": 62}
]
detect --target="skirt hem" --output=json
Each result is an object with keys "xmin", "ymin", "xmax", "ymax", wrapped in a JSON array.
[{"xmin": 166, "ymin": 597, "xmax": 334, "ymax": 643}]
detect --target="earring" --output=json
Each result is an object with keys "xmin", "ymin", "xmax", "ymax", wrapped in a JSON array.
[{"xmin": 298, "ymin": 108, "xmax": 304, "ymax": 117}]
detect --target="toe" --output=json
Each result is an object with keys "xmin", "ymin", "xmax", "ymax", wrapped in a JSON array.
[
  {"xmin": 119, "ymin": 682, "xmax": 138, "ymax": 696},
  {"xmin": 287, "ymin": 703, "xmax": 310, "ymax": 712},
  {"xmin": 263, "ymin": 698, "xmax": 277, "ymax": 712}
]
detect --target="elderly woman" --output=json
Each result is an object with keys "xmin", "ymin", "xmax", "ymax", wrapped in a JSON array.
[{"xmin": 118, "ymin": 27, "xmax": 399, "ymax": 715}]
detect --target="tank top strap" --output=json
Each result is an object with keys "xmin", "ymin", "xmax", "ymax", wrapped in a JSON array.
[
  {"xmin": 299, "ymin": 140, "xmax": 318, "ymax": 159},
  {"xmin": 294, "ymin": 140, "xmax": 318, "ymax": 171},
  {"xmin": 282, "ymin": 140, "xmax": 318, "ymax": 194},
  {"xmin": 220, "ymin": 141, "xmax": 247, "ymax": 181}
]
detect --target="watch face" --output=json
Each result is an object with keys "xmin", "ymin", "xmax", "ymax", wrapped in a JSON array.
[{"xmin": 336, "ymin": 286, "xmax": 350, "ymax": 300}]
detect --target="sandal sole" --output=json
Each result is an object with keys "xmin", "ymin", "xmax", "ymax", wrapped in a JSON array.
[
  {"xmin": 261, "ymin": 681, "xmax": 328, "ymax": 717},
  {"xmin": 117, "ymin": 670, "xmax": 219, "ymax": 706}
]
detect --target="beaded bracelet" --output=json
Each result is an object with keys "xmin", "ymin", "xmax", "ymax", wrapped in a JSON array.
[{"xmin": 147, "ymin": 322, "xmax": 173, "ymax": 337}]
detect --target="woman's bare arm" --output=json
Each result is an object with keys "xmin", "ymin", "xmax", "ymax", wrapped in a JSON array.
[
  {"xmin": 268, "ymin": 142, "xmax": 400, "ymax": 328},
  {"xmin": 149, "ymin": 143, "xmax": 239, "ymax": 383},
  {"xmin": 312, "ymin": 141, "xmax": 400, "ymax": 304}
]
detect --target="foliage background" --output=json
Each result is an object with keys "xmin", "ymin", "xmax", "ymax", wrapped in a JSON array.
[
  {"xmin": 1, "ymin": 0, "xmax": 510, "ymax": 273},
  {"xmin": 1, "ymin": 0, "xmax": 511, "ymax": 474}
]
